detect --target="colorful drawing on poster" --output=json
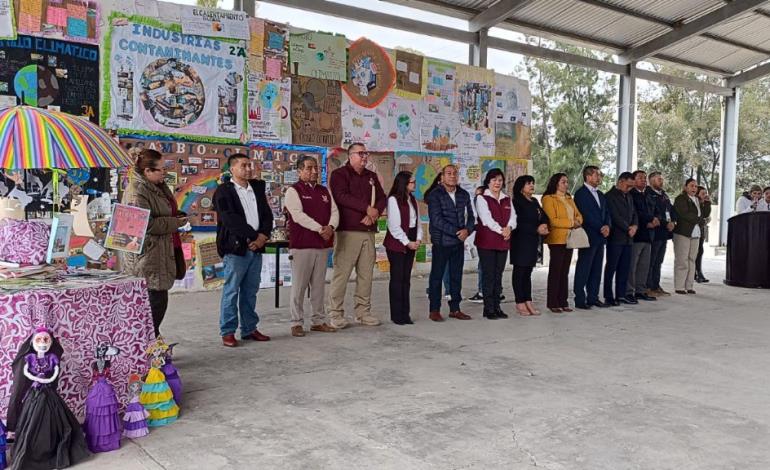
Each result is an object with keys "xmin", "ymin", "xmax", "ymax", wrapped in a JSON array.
[
  {"xmin": 455, "ymin": 153, "xmax": 482, "ymax": 194},
  {"xmin": 247, "ymin": 17, "xmax": 288, "ymax": 80},
  {"xmin": 494, "ymin": 74, "xmax": 531, "ymax": 158},
  {"xmin": 327, "ymin": 148, "xmax": 394, "ymax": 194},
  {"xmin": 420, "ymin": 111, "xmax": 459, "ymax": 152},
  {"xmin": 180, "ymin": 5, "xmax": 250, "ymax": 40},
  {"xmin": 247, "ymin": 73, "xmax": 291, "ymax": 143},
  {"xmin": 394, "ymin": 49, "xmax": 423, "ymax": 98},
  {"xmin": 104, "ymin": 203, "xmax": 150, "ymax": 254},
  {"xmin": 0, "ymin": 0, "xmax": 14, "ymax": 40},
  {"xmin": 15, "ymin": 0, "xmax": 98, "ymax": 44},
  {"xmin": 456, "ymin": 65, "xmax": 495, "ymax": 157},
  {"xmin": 289, "ymin": 30, "xmax": 347, "ymax": 81},
  {"xmin": 105, "ymin": 14, "xmax": 245, "ymax": 142},
  {"xmin": 495, "ymin": 121, "xmax": 531, "ymax": 160},
  {"xmin": 250, "ymin": 142, "xmax": 327, "ymax": 226},
  {"xmin": 504, "ymin": 157, "xmax": 533, "ymax": 186},
  {"xmin": 342, "ymin": 37, "xmax": 395, "ymax": 109},
  {"xmin": 394, "ymin": 151, "xmax": 453, "ymax": 222},
  {"xmin": 197, "ymin": 237, "xmax": 225, "ymax": 288},
  {"xmin": 0, "ymin": 35, "xmax": 99, "ymax": 123},
  {"xmin": 290, "ymin": 75, "xmax": 342, "ymax": 147},
  {"xmin": 340, "ymin": 91, "xmax": 389, "ymax": 150},
  {"xmin": 386, "ymin": 95, "xmax": 421, "ymax": 151},
  {"xmin": 421, "ymin": 58, "xmax": 458, "ymax": 151}
]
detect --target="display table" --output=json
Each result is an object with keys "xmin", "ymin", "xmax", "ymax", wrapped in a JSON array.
[
  {"xmin": 725, "ymin": 211, "xmax": 770, "ymax": 288},
  {"xmin": 0, "ymin": 275, "xmax": 154, "ymax": 420}
]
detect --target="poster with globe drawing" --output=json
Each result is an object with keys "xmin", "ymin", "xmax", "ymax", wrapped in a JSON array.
[
  {"xmin": 106, "ymin": 16, "xmax": 246, "ymax": 142},
  {"xmin": 247, "ymin": 73, "xmax": 291, "ymax": 143},
  {"xmin": 340, "ymin": 91, "xmax": 389, "ymax": 150},
  {"xmin": 394, "ymin": 151, "xmax": 453, "ymax": 225},
  {"xmin": 386, "ymin": 95, "xmax": 421, "ymax": 151},
  {"xmin": 0, "ymin": 35, "xmax": 100, "ymax": 122}
]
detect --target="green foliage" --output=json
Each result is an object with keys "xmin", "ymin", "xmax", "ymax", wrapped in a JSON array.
[{"xmin": 196, "ymin": 0, "xmax": 221, "ymax": 8}]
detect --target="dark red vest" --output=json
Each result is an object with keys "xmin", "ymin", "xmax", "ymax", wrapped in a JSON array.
[
  {"xmin": 474, "ymin": 194, "xmax": 512, "ymax": 251},
  {"xmin": 287, "ymin": 182, "xmax": 333, "ymax": 249},
  {"xmin": 384, "ymin": 195, "xmax": 418, "ymax": 254}
]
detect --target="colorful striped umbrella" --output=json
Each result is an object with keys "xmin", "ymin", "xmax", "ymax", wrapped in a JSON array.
[{"xmin": 0, "ymin": 106, "xmax": 132, "ymax": 169}]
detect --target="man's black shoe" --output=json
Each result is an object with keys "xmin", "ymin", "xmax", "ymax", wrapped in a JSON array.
[
  {"xmin": 619, "ymin": 296, "xmax": 638, "ymax": 305},
  {"xmin": 635, "ymin": 293, "xmax": 657, "ymax": 301}
]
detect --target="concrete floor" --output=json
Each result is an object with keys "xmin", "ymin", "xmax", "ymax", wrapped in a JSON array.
[{"xmin": 75, "ymin": 255, "xmax": 770, "ymax": 470}]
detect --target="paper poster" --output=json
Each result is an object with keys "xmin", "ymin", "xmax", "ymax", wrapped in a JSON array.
[
  {"xmin": 456, "ymin": 66, "xmax": 496, "ymax": 157},
  {"xmin": 105, "ymin": 204, "xmax": 150, "ymax": 254},
  {"xmin": 495, "ymin": 121, "xmax": 531, "ymax": 160},
  {"xmin": 251, "ymin": 142, "xmax": 327, "ymax": 225},
  {"xmin": 327, "ymin": 148, "xmax": 394, "ymax": 194},
  {"xmin": 247, "ymin": 73, "xmax": 291, "ymax": 143},
  {"xmin": 494, "ymin": 74, "xmax": 531, "ymax": 158},
  {"xmin": 46, "ymin": 213, "xmax": 73, "ymax": 263},
  {"xmin": 247, "ymin": 18, "xmax": 288, "ymax": 80},
  {"xmin": 289, "ymin": 30, "xmax": 347, "ymax": 81},
  {"xmin": 180, "ymin": 6, "xmax": 249, "ymax": 40},
  {"xmin": 106, "ymin": 15, "xmax": 246, "ymax": 142},
  {"xmin": 0, "ymin": 35, "xmax": 100, "ymax": 123},
  {"xmin": 15, "ymin": 0, "xmax": 98, "ymax": 44},
  {"xmin": 394, "ymin": 151, "xmax": 453, "ymax": 222},
  {"xmin": 420, "ymin": 109, "xmax": 460, "ymax": 152},
  {"xmin": 394, "ymin": 50, "xmax": 423, "ymax": 98},
  {"xmin": 120, "ymin": 138, "xmax": 250, "ymax": 230},
  {"xmin": 260, "ymin": 248, "xmax": 292, "ymax": 288},
  {"xmin": 341, "ymin": 92, "xmax": 389, "ymax": 150},
  {"xmin": 197, "ymin": 237, "xmax": 225, "ymax": 289},
  {"xmin": 0, "ymin": 0, "xmax": 13, "ymax": 40},
  {"xmin": 505, "ymin": 158, "xmax": 533, "ymax": 186},
  {"xmin": 342, "ymin": 37, "xmax": 395, "ymax": 108},
  {"xmin": 421, "ymin": 58, "xmax": 459, "ymax": 152},
  {"xmin": 386, "ymin": 95, "xmax": 421, "ymax": 151},
  {"xmin": 290, "ymin": 75, "xmax": 342, "ymax": 147}
]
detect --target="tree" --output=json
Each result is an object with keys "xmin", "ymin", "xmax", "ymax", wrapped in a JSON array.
[{"xmin": 196, "ymin": 0, "xmax": 221, "ymax": 8}]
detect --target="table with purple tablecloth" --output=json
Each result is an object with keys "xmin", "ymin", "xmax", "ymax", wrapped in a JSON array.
[{"xmin": 0, "ymin": 276, "xmax": 154, "ymax": 420}]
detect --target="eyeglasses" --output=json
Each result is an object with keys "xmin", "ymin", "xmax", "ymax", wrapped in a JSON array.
[
  {"xmin": 409, "ymin": 180, "xmax": 416, "ymax": 184},
  {"xmin": 351, "ymin": 151, "xmax": 370, "ymax": 158}
]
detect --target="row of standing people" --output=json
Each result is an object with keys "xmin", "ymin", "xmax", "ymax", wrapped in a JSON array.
[{"xmin": 122, "ymin": 144, "xmax": 711, "ymax": 346}]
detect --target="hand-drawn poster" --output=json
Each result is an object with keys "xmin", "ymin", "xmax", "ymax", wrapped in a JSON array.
[
  {"xmin": 290, "ymin": 75, "xmax": 342, "ymax": 147},
  {"xmin": 251, "ymin": 142, "xmax": 327, "ymax": 226},
  {"xmin": 504, "ymin": 158, "xmax": 533, "ymax": 186},
  {"xmin": 455, "ymin": 153, "xmax": 482, "ymax": 194},
  {"xmin": 247, "ymin": 17, "xmax": 288, "ymax": 80},
  {"xmin": 494, "ymin": 74, "xmax": 531, "ymax": 158},
  {"xmin": 386, "ymin": 95, "xmax": 421, "ymax": 151},
  {"xmin": 394, "ymin": 49, "xmax": 423, "ymax": 98},
  {"xmin": 105, "ymin": 204, "xmax": 150, "ymax": 254},
  {"xmin": 180, "ymin": 5, "xmax": 249, "ymax": 40},
  {"xmin": 394, "ymin": 151, "xmax": 453, "ymax": 222},
  {"xmin": 342, "ymin": 37, "xmax": 395, "ymax": 108},
  {"xmin": 421, "ymin": 58, "xmax": 459, "ymax": 151},
  {"xmin": 14, "ymin": 0, "xmax": 99, "ymax": 44},
  {"xmin": 120, "ymin": 138, "xmax": 251, "ymax": 230},
  {"xmin": 0, "ymin": 35, "xmax": 100, "ymax": 123},
  {"xmin": 247, "ymin": 73, "xmax": 291, "ymax": 143},
  {"xmin": 289, "ymin": 31, "xmax": 347, "ymax": 81},
  {"xmin": 106, "ymin": 15, "xmax": 246, "ymax": 142},
  {"xmin": 341, "ymin": 92, "xmax": 389, "ymax": 150},
  {"xmin": 0, "ymin": 0, "xmax": 14, "ymax": 40},
  {"xmin": 456, "ymin": 64, "xmax": 495, "ymax": 156},
  {"xmin": 327, "ymin": 147, "xmax": 394, "ymax": 194},
  {"xmin": 197, "ymin": 237, "xmax": 225, "ymax": 289}
]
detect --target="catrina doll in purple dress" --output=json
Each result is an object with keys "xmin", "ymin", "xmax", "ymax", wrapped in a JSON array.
[
  {"xmin": 122, "ymin": 374, "xmax": 150, "ymax": 439},
  {"xmin": 0, "ymin": 418, "xmax": 7, "ymax": 470},
  {"xmin": 160, "ymin": 340, "xmax": 182, "ymax": 406},
  {"xmin": 6, "ymin": 327, "xmax": 90, "ymax": 470},
  {"xmin": 83, "ymin": 343, "xmax": 122, "ymax": 453}
]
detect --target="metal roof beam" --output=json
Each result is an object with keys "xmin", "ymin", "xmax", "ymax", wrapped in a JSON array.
[
  {"xmin": 468, "ymin": 0, "xmax": 532, "ymax": 32},
  {"xmin": 726, "ymin": 60, "xmax": 770, "ymax": 86},
  {"xmin": 260, "ymin": 0, "xmax": 476, "ymax": 43},
  {"xmin": 619, "ymin": 0, "xmax": 769, "ymax": 64}
]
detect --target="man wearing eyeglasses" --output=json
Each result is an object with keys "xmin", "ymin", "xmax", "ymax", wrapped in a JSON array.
[{"xmin": 327, "ymin": 143, "xmax": 387, "ymax": 328}]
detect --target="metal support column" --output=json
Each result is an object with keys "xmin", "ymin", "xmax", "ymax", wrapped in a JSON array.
[
  {"xmin": 468, "ymin": 28, "xmax": 488, "ymax": 68},
  {"xmin": 233, "ymin": 0, "xmax": 256, "ymax": 17},
  {"xmin": 616, "ymin": 66, "xmax": 638, "ymax": 175},
  {"xmin": 718, "ymin": 87, "xmax": 740, "ymax": 246}
]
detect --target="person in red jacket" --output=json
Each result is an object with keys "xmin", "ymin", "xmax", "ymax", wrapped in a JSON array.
[
  {"xmin": 328, "ymin": 143, "xmax": 387, "ymax": 328},
  {"xmin": 284, "ymin": 155, "xmax": 340, "ymax": 337},
  {"xmin": 474, "ymin": 168, "xmax": 517, "ymax": 319}
]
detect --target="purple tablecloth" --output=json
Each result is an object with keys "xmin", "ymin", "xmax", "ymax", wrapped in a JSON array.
[{"xmin": 0, "ymin": 277, "xmax": 154, "ymax": 420}]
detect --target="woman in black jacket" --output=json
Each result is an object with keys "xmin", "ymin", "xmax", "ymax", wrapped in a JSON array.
[{"xmin": 510, "ymin": 175, "xmax": 549, "ymax": 316}]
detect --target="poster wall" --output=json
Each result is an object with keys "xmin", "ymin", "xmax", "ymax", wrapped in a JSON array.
[
  {"xmin": 0, "ymin": 35, "xmax": 100, "ymax": 122},
  {"xmin": 247, "ymin": 73, "xmax": 291, "ymax": 143},
  {"xmin": 105, "ymin": 15, "xmax": 246, "ymax": 142},
  {"xmin": 14, "ymin": 0, "xmax": 99, "ymax": 44},
  {"xmin": 247, "ymin": 17, "xmax": 288, "ymax": 80}
]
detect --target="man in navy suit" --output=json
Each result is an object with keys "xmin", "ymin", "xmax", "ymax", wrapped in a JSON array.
[{"xmin": 573, "ymin": 166, "xmax": 611, "ymax": 309}]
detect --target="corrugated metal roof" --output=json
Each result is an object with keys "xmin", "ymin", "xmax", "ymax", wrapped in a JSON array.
[{"xmin": 385, "ymin": 0, "xmax": 770, "ymax": 76}]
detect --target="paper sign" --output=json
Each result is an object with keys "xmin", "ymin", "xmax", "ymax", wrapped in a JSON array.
[
  {"xmin": 66, "ymin": 3, "xmax": 86, "ymax": 19},
  {"xmin": 83, "ymin": 239, "xmax": 106, "ymax": 260},
  {"xmin": 67, "ymin": 17, "xmax": 87, "ymax": 37},
  {"xmin": 104, "ymin": 204, "xmax": 151, "ymax": 254},
  {"xmin": 47, "ymin": 6, "xmax": 67, "ymax": 26},
  {"xmin": 265, "ymin": 57, "xmax": 283, "ymax": 80},
  {"xmin": 71, "ymin": 195, "xmax": 94, "ymax": 237},
  {"xmin": 0, "ymin": 0, "xmax": 14, "ymax": 40},
  {"xmin": 396, "ymin": 60, "xmax": 408, "ymax": 72},
  {"xmin": 182, "ymin": 242, "xmax": 193, "ymax": 260}
]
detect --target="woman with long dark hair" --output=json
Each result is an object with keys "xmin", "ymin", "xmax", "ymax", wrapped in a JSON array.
[
  {"xmin": 122, "ymin": 148, "xmax": 188, "ymax": 336},
  {"xmin": 542, "ymin": 173, "xmax": 583, "ymax": 313},
  {"xmin": 385, "ymin": 171, "xmax": 423, "ymax": 324},
  {"xmin": 474, "ymin": 168, "xmax": 516, "ymax": 319},
  {"xmin": 510, "ymin": 175, "xmax": 549, "ymax": 316}
]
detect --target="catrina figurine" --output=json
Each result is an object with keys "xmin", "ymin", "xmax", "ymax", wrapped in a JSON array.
[
  {"xmin": 0, "ymin": 419, "xmax": 7, "ymax": 470},
  {"xmin": 7, "ymin": 327, "xmax": 90, "ymax": 470},
  {"xmin": 83, "ymin": 343, "xmax": 122, "ymax": 453},
  {"xmin": 139, "ymin": 338, "xmax": 179, "ymax": 427},
  {"xmin": 160, "ymin": 340, "xmax": 182, "ymax": 406},
  {"xmin": 122, "ymin": 374, "xmax": 150, "ymax": 439}
]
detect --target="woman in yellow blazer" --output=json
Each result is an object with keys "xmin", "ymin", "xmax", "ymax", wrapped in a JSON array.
[{"xmin": 542, "ymin": 173, "xmax": 583, "ymax": 312}]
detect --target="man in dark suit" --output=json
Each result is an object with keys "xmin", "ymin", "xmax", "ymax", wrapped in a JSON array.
[
  {"xmin": 427, "ymin": 164, "xmax": 475, "ymax": 321},
  {"xmin": 645, "ymin": 171, "xmax": 675, "ymax": 296},
  {"xmin": 627, "ymin": 170, "xmax": 659, "ymax": 302},
  {"xmin": 213, "ymin": 153, "xmax": 274, "ymax": 347},
  {"xmin": 573, "ymin": 165, "xmax": 611, "ymax": 309},
  {"xmin": 603, "ymin": 172, "xmax": 638, "ymax": 306}
]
